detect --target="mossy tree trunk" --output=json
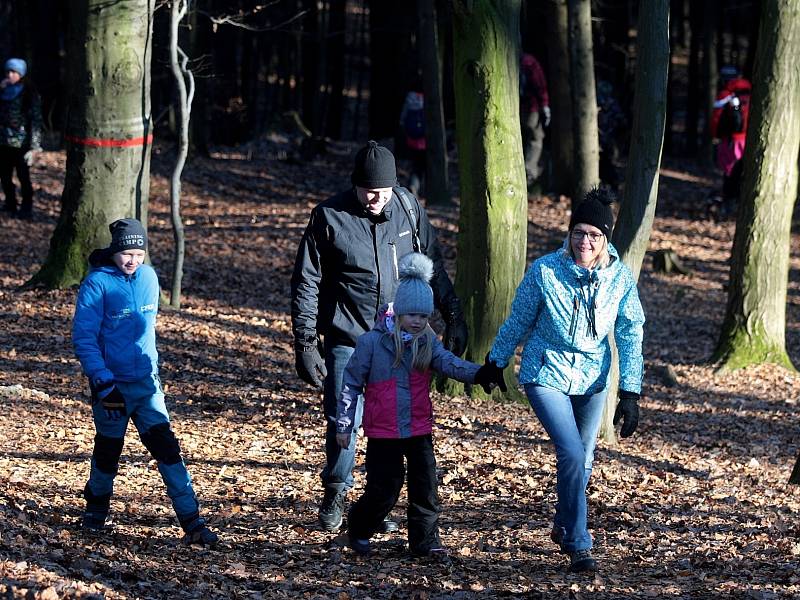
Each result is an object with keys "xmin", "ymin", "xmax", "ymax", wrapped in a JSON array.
[
  {"xmin": 27, "ymin": 0, "xmax": 154, "ymax": 289},
  {"xmin": 567, "ymin": 0, "xmax": 599, "ymax": 207},
  {"xmin": 443, "ymin": 0, "xmax": 527, "ymax": 400},
  {"xmin": 712, "ymin": 0, "xmax": 800, "ymax": 371},
  {"xmin": 601, "ymin": 0, "xmax": 670, "ymax": 443}
]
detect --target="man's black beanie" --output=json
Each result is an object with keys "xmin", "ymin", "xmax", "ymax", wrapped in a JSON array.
[
  {"xmin": 569, "ymin": 187, "xmax": 615, "ymax": 237},
  {"xmin": 351, "ymin": 140, "xmax": 397, "ymax": 188},
  {"xmin": 108, "ymin": 218, "xmax": 147, "ymax": 253}
]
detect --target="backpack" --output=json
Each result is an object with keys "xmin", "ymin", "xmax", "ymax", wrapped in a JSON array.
[
  {"xmin": 717, "ymin": 96, "xmax": 744, "ymax": 138},
  {"xmin": 403, "ymin": 106, "xmax": 425, "ymax": 140}
]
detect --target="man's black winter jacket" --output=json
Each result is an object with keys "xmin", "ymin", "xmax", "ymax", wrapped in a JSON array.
[{"xmin": 291, "ymin": 187, "xmax": 460, "ymax": 349}]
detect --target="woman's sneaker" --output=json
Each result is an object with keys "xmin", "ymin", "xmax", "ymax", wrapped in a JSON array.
[{"xmin": 568, "ymin": 549, "xmax": 597, "ymax": 572}]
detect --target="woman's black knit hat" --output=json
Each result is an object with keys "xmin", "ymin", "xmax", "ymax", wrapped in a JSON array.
[
  {"xmin": 569, "ymin": 187, "xmax": 615, "ymax": 237},
  {"xmin": 351, "ymin": 140, "xmax": 397, "ymax": 188}
]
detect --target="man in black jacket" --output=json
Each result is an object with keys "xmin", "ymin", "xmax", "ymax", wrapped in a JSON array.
[{"xmin": 291, "ymin": 140, "xmax": 468, "ymax": 532}]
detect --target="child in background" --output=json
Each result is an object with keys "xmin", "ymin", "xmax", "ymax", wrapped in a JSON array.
[
  {"xmin": 72, "ymin": 218, "xmax": 217, "ymax": 546},
  {"xmin": 0, "ymin": 57, "xmax": 42, "ymax": 219},
  {"xmin": 335, "ymin": 252, "xmax": 505, "ymax": 558}
]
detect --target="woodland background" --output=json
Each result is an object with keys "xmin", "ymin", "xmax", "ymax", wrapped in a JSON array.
[{"xmin": 0, "ymin": 0, "xmax": 798, "ymax": 598}]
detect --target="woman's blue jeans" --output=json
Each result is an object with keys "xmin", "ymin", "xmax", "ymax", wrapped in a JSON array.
[{"xmin": 524, "ymin": 384, "xmax": 607, "ymax": 552}]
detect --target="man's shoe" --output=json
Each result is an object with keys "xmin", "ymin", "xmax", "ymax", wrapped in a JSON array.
[
  {"xmin": 379, "ymin": 516, "xmax": 398, "ymax": 533},
  {"xmin": 349, "ymin": 536, "xmax": 370, "ymax": 556},
  {"xmin": 412, "ymin": 546, "xmax": 450, "ymax": 562},
  {"xmin": 183, "ymin": 523, "xmax": 219, "ymax": 546},
  {"xmin": 318, "ymin": 489, "xmax": 346, "ymax": 532},
  {"xmin": 568, "ymin": 549, "xmax": 597, "ymax": 572},
  {"xmin": 80, "ymin": 510, "xmax": 109, "ymax": 531}
]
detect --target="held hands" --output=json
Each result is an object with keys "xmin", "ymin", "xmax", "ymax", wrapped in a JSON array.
[
  {"xmin": 474, "ymin": 354, "xmax": 508, "ymax": 394},
  {"xmin": 90, "ymin": 380, "xmax": 127, "ymax": 420},
  {"xmin": 294, "ymin": 343, "xmax": 327, "ymax": 389},
  {"xmin": 613, "ymin": 390, "xmax": 640, "ymax": 438},
  {"xmin": 336, "ymin": 432, "xmax": 351, "ymax": 449},
  {"xmin": 542, "ymin": 105, "xmax": 551, "ymax": 127},
  {"xmin": 23, "ymin": 150, "xmax": 37, "ymax": 167}
]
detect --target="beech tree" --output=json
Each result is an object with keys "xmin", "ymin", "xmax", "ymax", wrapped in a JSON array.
[
  {"xmin": 567, "ymin": 0, "xmax": 599, "ymax": 206},
  {"xmin": 712, "ymin": 0, "xmax": 800, "ymax": 371},
  {"xmin": 602, "ymin": 0, "xmax": 670, "ymax": 442},
  {"xmin": 445, "ymin": 0, "xmax": 527, "ymax": 398},
  {"xmin": 28, "ymin": 0, "xmax": 154, "ymax": 289}
]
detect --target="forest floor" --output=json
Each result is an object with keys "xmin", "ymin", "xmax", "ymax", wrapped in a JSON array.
[{"xmin": 0, "ymin": 137, "xmax": 799, "ymax": 599}]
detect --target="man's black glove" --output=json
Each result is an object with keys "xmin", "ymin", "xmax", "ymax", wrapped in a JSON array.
[
  {"xmin": 295, "ymin": 343, "xmax": 327, "ymax": 389},
  {"xmin": 91, "ymin": 380, "xmax": 127, "ymax": 420},
  {"xmin": 613, "ymin": 390, "xmax": 640, "ymax": 438},
  {"xmin": 473, "ymin": 354, "xmax": 507, "ymax": 394},
  {"xmin": 443, "ymin": 312, "xmax": 469, "ymax": 357}
]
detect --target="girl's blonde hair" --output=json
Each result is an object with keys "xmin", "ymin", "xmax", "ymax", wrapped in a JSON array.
[
  {"xmin": 392, "ymin": 321, "xmax": 436, "ymax": 370},
  {"xmin": 566, "ymin": 231, "xmax": 611, "ymax": 270}
]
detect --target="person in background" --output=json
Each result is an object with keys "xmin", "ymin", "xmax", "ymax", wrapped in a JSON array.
[
  {"xmin": 72, "ymin": 218, "xmax": 218, "ymax": 546},
  {"xmin": 519, "ymin": 52, "xmax": 550, "ymax": 191},
  {"xmin": 710, "ymin": 65, "xmax": 752, "ymax": 214},
  {"xmin": 0, "ymin": 57, "xmax": 42, "ymax": 219},
  {"xmin": 596, "ymin": 79, "xmax": 626, "ymax": 193},
  {"xmin": 398, "ymin": 84, "xmax": 426, "ymax": 197},
  {"xmin": 336, "ymin": 253, "xmax": 505, "ymax": 558},
  {"xmin": 487, "ymin": 188, "xmax": 645, "ymax": 573},
  {"xmin": 291, "ymin": 141, "xmax": 469, "ymax": 534}
]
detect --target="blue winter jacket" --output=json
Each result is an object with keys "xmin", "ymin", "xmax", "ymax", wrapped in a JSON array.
[
  {"xmin": 489, "ymin": 242, "xmax": 644, "ymax": 395},
  {"xmin": 72, "ymin": 254, "xmax": 160, "ymax": 386}
]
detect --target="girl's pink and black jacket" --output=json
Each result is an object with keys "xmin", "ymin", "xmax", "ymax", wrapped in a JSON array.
[{"xmin": 336, "ymin": 306, "xmax": 480, "ymax": 439}]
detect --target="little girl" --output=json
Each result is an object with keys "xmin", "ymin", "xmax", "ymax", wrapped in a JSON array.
[{"xmin": 335, "ymin": 252, "xmax": 504, "ymax": 557}]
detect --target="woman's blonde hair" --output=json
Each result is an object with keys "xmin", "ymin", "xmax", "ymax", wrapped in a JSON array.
[
  {"xmin": 566, "ymin": 230, "xmax": 611, "ymax": 269},
  {"xmin": 392, "ymin": 321, "xmax": 436, "ymax": 370}
]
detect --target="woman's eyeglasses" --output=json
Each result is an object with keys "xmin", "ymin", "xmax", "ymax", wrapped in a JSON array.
[{"xmin": 570, "ymin": 230, "xmax": 604, "ymax": 243}]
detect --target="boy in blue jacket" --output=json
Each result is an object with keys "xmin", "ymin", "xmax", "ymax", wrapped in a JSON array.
[{"xmin": 72, "ymin": 218, "xmax": 217, "ymax": 545}]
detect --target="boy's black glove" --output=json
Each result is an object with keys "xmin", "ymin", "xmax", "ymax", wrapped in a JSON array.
[
  {"xmin": 474, "ymin": 354, "xmax": 507, "ymax": 394},
  {"xmin": 443, "ymin": 315, "xmax": 469, "ymax": 358},
  {"xmin": 294, "ymin": 342, "xmax": 327, "ymax": 389},
  {"xmin": 91, "ymin": 380, "xmax": 127, "ymax": 420},
  {"xmin": 613, "ymin": 390, "xmax": 640, "ymax": 438}
]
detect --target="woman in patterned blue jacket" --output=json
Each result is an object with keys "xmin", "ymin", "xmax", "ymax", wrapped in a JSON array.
[
  {"xmin": 72, "ymin": 219, "xmax": 217, "ymax": 546},
  {"xmin": 487, "ymin": 188, "xmax": 644, "ymax": 573}
]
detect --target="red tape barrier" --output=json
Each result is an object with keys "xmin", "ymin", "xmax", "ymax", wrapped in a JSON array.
[{"xmin": 65, "ymin": 134, "xmax": 154, "ymax": 148}]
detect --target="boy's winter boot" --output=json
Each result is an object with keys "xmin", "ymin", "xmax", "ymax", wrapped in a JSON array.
[
  {"xmin": 318, "ymin": 488, "xmax": 346, "ymax": 532},
  {"xmin": 181, "ymin": 516, "xmax": 219, "ymax": 546},
  {"xmin": 81, "ymin": 484, "xmax": 111, "ymax": 531}
]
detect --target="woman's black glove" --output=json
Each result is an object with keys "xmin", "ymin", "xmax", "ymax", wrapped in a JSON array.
[
  {"xmin": 294, "ymin": 340, "xmax": 327, "ymax": 389},
  {"xmin": 91, "ymin": 380, "xmax": 127, "ymax": 420},
  {"xmin": 474, "ymin": 354, "xmax": 507, "ymax": 394},
  {"xmin": 613, "ymin": 390, "xmax": 640, "ymax": 438}
]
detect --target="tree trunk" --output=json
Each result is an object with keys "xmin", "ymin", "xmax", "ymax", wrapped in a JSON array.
[
  {"xmin": 325, "ymin": 0, "xmax": 346, "ymax": 139},
  {"xmin": 701, "ymin": 0, "xmax": 719, "ymax": 164},
  {"xmin": 712, "ymin": 0, "xmax": 800, "ymax": 372},
  {"xmin": 600, "ymin": 0, "xmax": 670, "ymax": 443},
  {"xmin": 567, "ymin": 0, "xmax": 599, "ymax": 207},
  {"xmin": 545, "ymin": 0, "xmax": 574, "ymax": 195},
  {"xmin": 417, "ymin": 0, "xmax": 450, "ymax": 205},
  {"xmin": 27, "ymin": 0, "xmax": 153, "ymax": 289},
  {"xmin": 444, "ymin": 0, "xmax": 527, "ymax": 399},
  {"xmin": 685, "ymin": 0, "xmax": 701, "ymax": 155},
  {"xmin": 168, "ymin": 0, "xmax": 193, "ymax": 309}
]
